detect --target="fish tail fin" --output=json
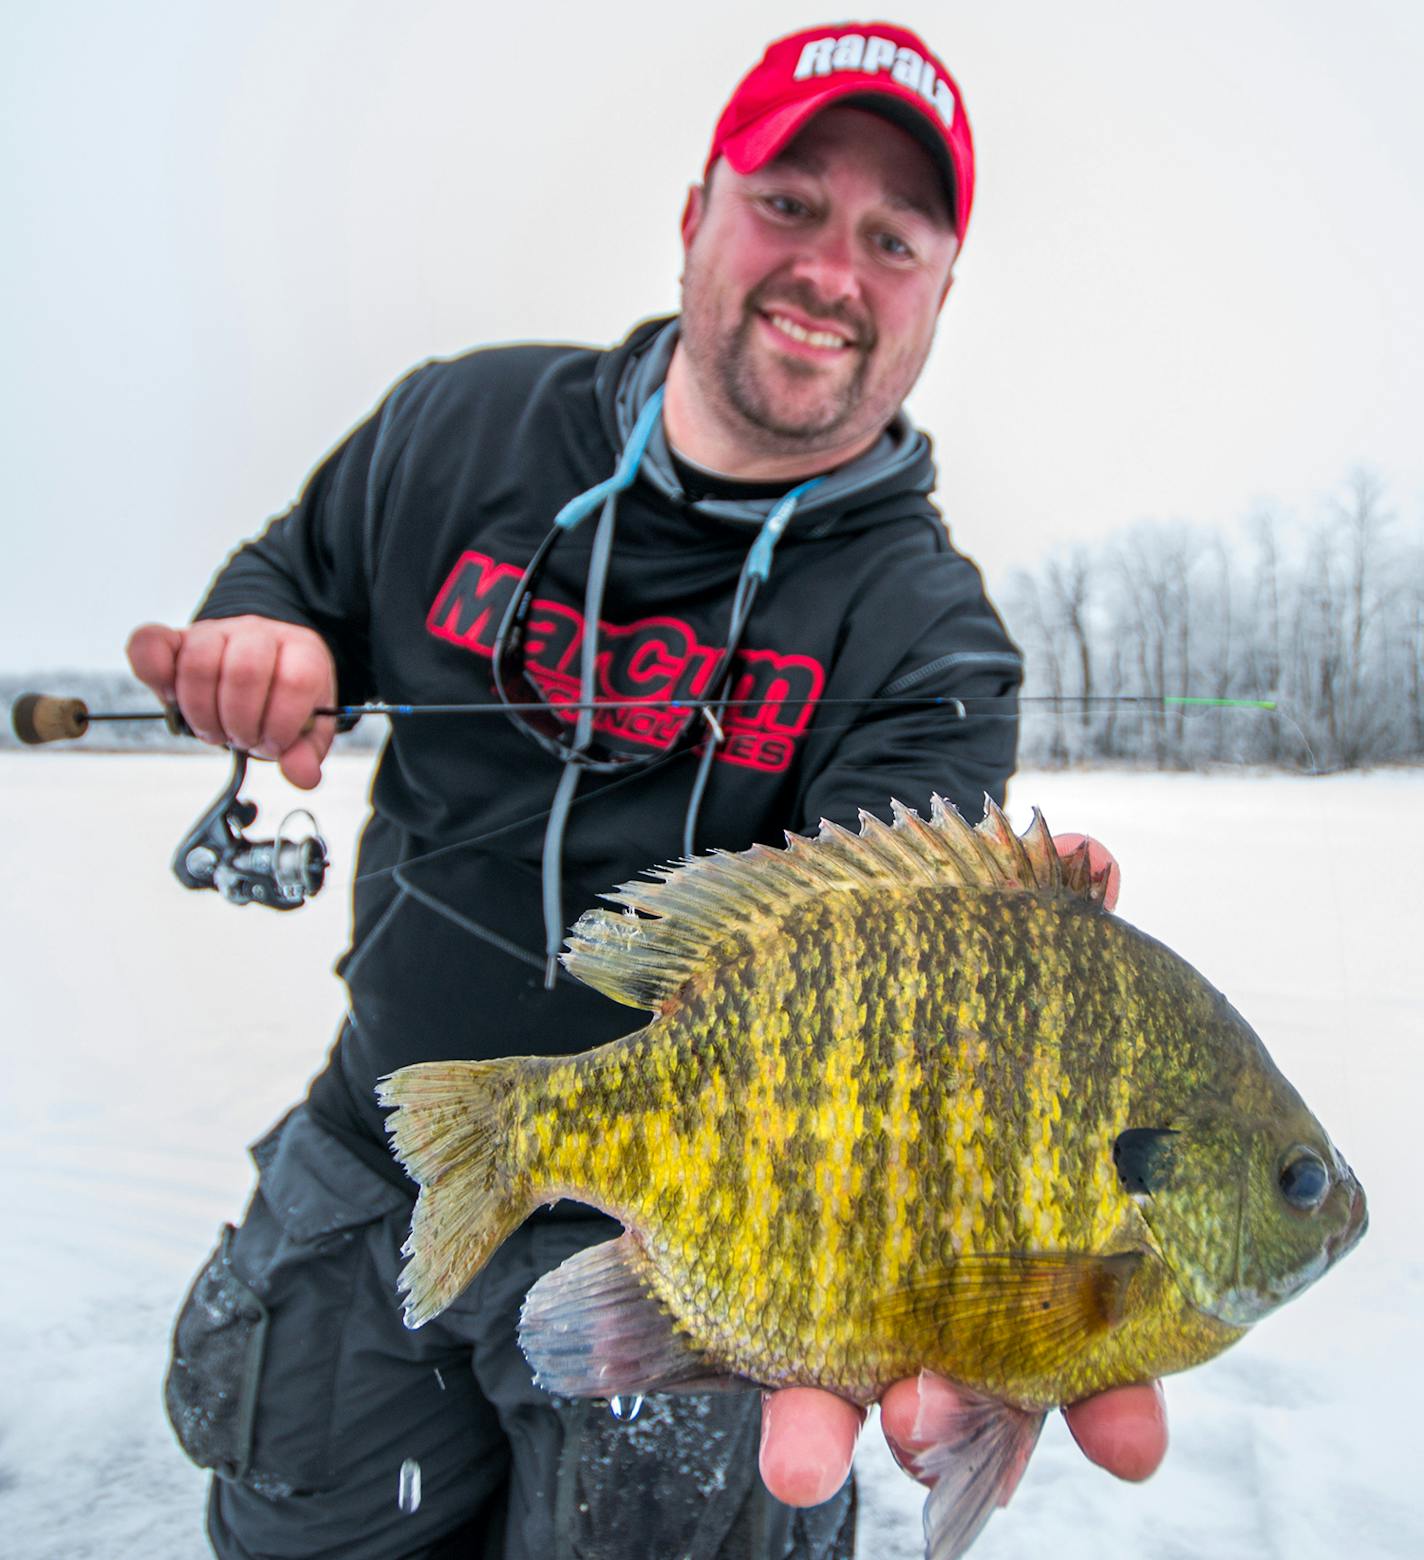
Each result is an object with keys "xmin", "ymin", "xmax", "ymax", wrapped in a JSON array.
[{"xmin": 377, "ymin": 1059, "xmax": 539, "ymax": 1329}]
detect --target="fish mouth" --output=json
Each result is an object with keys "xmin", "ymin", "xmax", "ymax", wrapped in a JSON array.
[
  {"xmin": 1194, "ymin": 1177, "xmax": 1368, "ymax": 1329},
  {"xmin": 1326, "ymin": 1181, "xmax": 1368, "ymax": 1265}
]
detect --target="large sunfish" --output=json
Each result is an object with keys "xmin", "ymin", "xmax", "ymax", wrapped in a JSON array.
[{"xmin": 379, "ymin": 800, "xmax": 1367, "ymax": 1558}]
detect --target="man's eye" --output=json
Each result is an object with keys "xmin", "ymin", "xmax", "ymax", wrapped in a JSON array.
[
  {"xmin": 876, "ymin": 232, "xmax": 914, "ymax": 260},
  {"xmin": 763, "ymin": 194, "xmax": 810, "ymax": 219}
]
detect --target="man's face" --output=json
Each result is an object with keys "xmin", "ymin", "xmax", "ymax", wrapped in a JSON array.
[{"xmin": 677, "ymin": 105, "xmax": 959, "ymax": 463}]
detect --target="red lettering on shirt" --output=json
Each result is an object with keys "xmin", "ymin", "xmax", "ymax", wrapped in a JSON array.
[{"xmin": 426, "ymin": 550, "xmax": 825, "ymax": 773}]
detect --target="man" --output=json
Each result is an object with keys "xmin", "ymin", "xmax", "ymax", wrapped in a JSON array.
[{"xmin": 131, "ymin": 21, "xmax": 1160, "ymax": 1560}]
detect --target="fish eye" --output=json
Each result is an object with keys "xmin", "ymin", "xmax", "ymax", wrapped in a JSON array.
[{"xmin": 1279, "ymin": 1149, "xmax": 1330, "ymax": 1211}]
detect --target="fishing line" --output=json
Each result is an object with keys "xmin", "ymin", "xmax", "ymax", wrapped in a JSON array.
[
  {"xmin": 347, "ymin": 696, "xmax": 1304, "ymax": 894},
  {"xmin": 8, "ymin": 686, "xmax": 1310, "ymax": 951}
]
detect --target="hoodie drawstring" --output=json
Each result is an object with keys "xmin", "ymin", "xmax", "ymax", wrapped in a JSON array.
[
  {"xmin": 535, "ymin": 386, "xmax": 825, "ymax": 987},
  {"xmin": 537, "ymin": 389, "xmax": 664, "ymax": 986},
  {"xmin": 678, "ymin": 475, "xmax": 823, "ymax": 857}
]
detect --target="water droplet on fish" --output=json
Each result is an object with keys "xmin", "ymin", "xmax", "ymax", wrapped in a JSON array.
[
  {"xmin": 609, "ymin": 1394, "xmax": 644, "ymax": 1422},
  {"xmin": 398, "ymin": 1458, "xmax": 422, "ymax": 1515}
]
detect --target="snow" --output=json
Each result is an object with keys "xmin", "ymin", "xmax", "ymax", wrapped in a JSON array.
[{"xmin": 2, "ymin": 753, "xmax": 1421, "ymax": 1559}]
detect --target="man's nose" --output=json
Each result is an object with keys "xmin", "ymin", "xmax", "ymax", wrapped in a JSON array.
[{"xmin": 788, "ymin": 222, "xmax": 861, "ymax": 308}]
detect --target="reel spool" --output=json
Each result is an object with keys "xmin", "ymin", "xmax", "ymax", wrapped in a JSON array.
[{"xmin": 174, "ymin": 752, "xmax": 327, "ymax": 910}]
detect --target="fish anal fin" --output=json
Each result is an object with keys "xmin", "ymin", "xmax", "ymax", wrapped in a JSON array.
[
  {"xmin": 907, "ymin": 1394, "xmax": 1047, "ymax": 1560},
  {"xmin": 872, "ymin": 1252, "xmax": 1143, "ymax": 1377},
  {"xmin": 519, "ymin": 1232, "xmax": 744, "ymax": 1398}
]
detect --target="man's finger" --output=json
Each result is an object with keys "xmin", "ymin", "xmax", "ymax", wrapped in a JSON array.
[
  {"xmin": 1053, "ymin": 832, "xmax": 1121, "ymax": 911},
  {"xmin": 879, "ymin": 1372, "xmax": 967, "ymax": 1459},
  {"xmin": 216, "ymin": 630, "xmax": 280, "ymax": 753},
  {"xmin": 758, "ymin": 1387, "xmax": 864, "ymax": 1508},
  {"xmin": 1063, "ymin": 1381, "xmax": 1167, "ymax": 1482},
  {"xmin": 173, "ymin": 623, "xmax": 229, "ymax": 746},
  {"xmin": 278, "ymin": 723, "xmax": 335, "ymax": 791},
  {"xmin": 261, "ymin": 634, "xmax": 335, "ymax": 761},
  {"xmin": 125, "ymin": 623, "xmax": 184, "ymax": 702}
]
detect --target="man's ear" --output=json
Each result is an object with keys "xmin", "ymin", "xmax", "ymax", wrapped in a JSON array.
[{"xmin": 680, "ymin": 183, "xmax": 707, "ymax": 252}]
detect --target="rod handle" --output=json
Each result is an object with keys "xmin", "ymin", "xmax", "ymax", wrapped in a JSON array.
[{"xmin": 11, "ymin": 694, "xmax": 89, "ymax": 745}]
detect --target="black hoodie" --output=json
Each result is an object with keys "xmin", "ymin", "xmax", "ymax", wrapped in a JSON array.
[{"xmin": 197, "ymin": 317, "xmax": 1023, "ymax": 1185}]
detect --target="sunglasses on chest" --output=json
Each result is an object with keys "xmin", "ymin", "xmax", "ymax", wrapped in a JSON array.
[{"xmin": 489, "ymin": 386, "xmax": 823, "ymax": 776}]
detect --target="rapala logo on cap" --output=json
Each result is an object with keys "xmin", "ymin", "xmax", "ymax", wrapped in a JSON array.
[{"xmin": 793, "ymin": 34, "xmax": 956, "ymax": 129}]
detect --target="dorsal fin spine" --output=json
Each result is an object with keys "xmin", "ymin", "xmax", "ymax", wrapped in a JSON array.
[
  {"xmin": 854, "ymin": 811, "xmax": 940, "ymax": 884},
  {"xmin": 561, "ymin": 797, "xmax": 1090, "ymax": 1015}
]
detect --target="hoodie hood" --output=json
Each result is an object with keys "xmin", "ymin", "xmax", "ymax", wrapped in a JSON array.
[{"xmin": 597, "ymin": 317, "xmax": 939, "ymax": 536}]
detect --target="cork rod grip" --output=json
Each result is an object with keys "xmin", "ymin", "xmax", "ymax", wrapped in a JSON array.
[{"xmin": 11, "ymin": 695, "xmax": 90, "ymax": 745}]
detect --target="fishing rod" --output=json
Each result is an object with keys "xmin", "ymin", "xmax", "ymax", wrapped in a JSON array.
[
  {"xmin": 8, "ymin": 688, "xmax": 1283, "ymax": 916},
  {"xmin": 9, "ymin": 690, "xmax": 1278, "ymax": 744}
]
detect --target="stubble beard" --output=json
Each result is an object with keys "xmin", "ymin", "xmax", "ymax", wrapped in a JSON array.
[{"xmin": 681, "ymin": 270, "xmax": 880, "ymax": 456}]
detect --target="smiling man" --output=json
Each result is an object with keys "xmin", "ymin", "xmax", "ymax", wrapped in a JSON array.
[
  {"xmin": 132, "ymin": 21, "xmax": 1157, "ymax": 1560},
  {"xmin": 670, "ymin": 104, "xmax": 957, "ymax": 469}
]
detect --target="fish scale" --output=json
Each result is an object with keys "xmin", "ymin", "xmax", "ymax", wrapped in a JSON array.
[
  {"xmin": 482, "ymin": 890, "xmax": 1194, "ymax": 1388},
  {"xmin": 640, "ymin": 905, "xmax": 1129, "ymax": 1354},
  {"xmin": 378, "ymin": 798, "xmax": 1366, "ymax": 1560}
]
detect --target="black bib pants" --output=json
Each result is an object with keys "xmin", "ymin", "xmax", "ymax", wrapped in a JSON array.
[{"xmin": 165, "ymin": 1108, "xmax": 857, "ymax": 1559}]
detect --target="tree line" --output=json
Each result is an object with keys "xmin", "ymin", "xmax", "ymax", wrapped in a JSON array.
[
  {"xmin": 1000, "ymin": 470, "xmax": 1424, "ymax": 772},
  {"xmin": 6, "ymin": 469, "xmax": 1421, "ymax": 773}
]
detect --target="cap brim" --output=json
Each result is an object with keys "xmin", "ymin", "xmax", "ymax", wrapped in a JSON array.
[{"xmin": 717, "ymin": 84, "xmax": 959, "ymax": 231}]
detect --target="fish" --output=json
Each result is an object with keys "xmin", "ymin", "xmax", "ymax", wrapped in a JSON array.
[{"xmin": 377, "ymin": 798, "xmax": 1367, "ymax": 1559}]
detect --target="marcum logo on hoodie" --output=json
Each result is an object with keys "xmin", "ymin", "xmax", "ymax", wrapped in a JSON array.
[{"xmin": 426, "ymin": 551, "xmax": 825, "ymax": 773}]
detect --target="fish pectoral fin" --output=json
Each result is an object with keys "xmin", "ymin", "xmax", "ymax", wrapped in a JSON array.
[
  {"xmin": 907, "ymin": 1395, "xmax": 1046, "ymax": 1560},
  {"xmin": 872, "ymin": 1251, "xmax": 1143, "ymax": 1374},
  {"xmin": 519, "ymin": 1232, "xmax": 745, "ymax": 1397}
]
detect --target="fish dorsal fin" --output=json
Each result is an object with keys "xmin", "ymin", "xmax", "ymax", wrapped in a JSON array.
[{"xmin": 562, "ymin": 799, "xmax": 1105, "ymax": 1013}]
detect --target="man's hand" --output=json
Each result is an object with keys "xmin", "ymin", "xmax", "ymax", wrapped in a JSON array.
[
  {"xmin": 759, "ymin": 1375, "xmax": 1168, "ymax": 1508},
  {"xmin": 126, "ymin": 616, "xmax": 337, "ymax": 790}
]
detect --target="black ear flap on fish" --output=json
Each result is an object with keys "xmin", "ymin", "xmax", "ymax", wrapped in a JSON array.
[{"xmin": 1113, "ymin": 1128, "xmax": 1180, "ymax": 1196}]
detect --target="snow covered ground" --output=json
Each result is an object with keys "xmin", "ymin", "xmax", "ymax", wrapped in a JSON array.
[{"xmin": 1, "ymin": 751, "xmax": 1420, "ymax": 1559}]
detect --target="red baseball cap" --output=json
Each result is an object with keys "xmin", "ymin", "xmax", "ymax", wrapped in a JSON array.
[{"xmin": 705, "ymin": 22, "xmax": 975, "ymax": 245}]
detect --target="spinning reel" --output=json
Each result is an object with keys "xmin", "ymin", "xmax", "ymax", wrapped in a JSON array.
[
  {"xmin": 172, "ymin": 748, "xmax": 328, "ymax": 910},
  {"xmin": 12, "ymin": 693, "xmax": 329, "ymax": 911}
]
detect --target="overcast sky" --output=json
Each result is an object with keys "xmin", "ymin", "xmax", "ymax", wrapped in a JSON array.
[{"xmin": 3, "ymin": 0, "xmax": 1421, "ymax": 670}]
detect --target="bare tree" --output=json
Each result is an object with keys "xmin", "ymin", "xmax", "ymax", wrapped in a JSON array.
[
  {"xmin": 1044, "ymin": 551, "xmax": 1095, "ymax": 750},
  {"xmin": 1111, "ymin": 523, "xmax": 1203, "ymax": 767},
  {"xmin": 1003, "ymin": 570, "xmax": 1068, "ymax": 764},
  {"xmin": 1247, "ymin": 509, "xmax": 1285, "ymax": 765},
  {"xmin": 999, "ymin": 470, "xmax": 1422, "ymax": 772}
]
